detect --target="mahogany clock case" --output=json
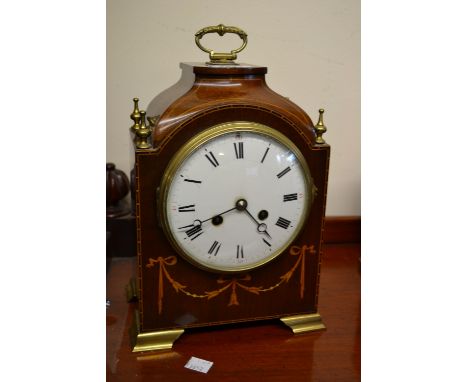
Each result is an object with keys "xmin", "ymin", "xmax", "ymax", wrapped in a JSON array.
[{"xmin": 133, "ymin": 63, "xmax": 330, "ymax": 332}]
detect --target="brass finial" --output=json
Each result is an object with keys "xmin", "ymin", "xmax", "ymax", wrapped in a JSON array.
[
  {"xmin": 135, "ymin": 110, "xmax": 152, "ymax": 149},
  {"xmin": 314, "ymin": 108, "xmax": 327, "ymax": 144},
  {"xmin": 130, "ymin": 98, "xmax": 141, "ymax": 133}
]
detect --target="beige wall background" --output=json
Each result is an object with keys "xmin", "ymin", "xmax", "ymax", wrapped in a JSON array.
[{"xmin": 107, "ymin": 0, "xmax": 360, "ymax": 216}]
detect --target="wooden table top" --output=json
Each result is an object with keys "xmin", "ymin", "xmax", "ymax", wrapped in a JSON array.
[{"xmin": 106, "ymin": 243, "xmax": 361, "ymax": 381}]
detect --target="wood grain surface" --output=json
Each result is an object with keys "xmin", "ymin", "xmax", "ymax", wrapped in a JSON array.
[
  {"xmin": 106, "ymin": 243, "xmax": 360, "ymax": 381},
  {"xmin": 323, "ymin": 216, "xmax": 361, "ymax": 243}
]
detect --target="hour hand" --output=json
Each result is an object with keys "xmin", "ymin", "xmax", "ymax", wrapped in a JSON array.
[
  {"xmin": 201, "ymin": 206, "xmax": 237, "ymax": 224},
  {"xmin": 236, "ymin": 199, "xmax": 273, "ymax": 239}
]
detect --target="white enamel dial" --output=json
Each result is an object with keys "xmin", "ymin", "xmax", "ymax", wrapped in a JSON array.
[{"xmin": 160, "ymin": 123, "xmax": 313, "ymax": 273}]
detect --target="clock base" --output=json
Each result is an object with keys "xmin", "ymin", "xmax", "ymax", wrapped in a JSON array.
[
  {"xmin": 130, "ymin": 311, "xmax": 184, "ymax": 352},
  {"xmin": 129, "ymin": 311, "xmax": 325, "ymax": 352},
  {"xmin": 280, "ymin": 313, "xmax": 326, "ymax": 334}
]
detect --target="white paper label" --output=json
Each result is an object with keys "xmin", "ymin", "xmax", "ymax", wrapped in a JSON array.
[{"xmin": 184, "ymin": 356, "xmax": 214, "ymax": 374}]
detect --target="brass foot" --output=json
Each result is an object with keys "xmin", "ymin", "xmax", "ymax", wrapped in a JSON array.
[
  {"xmin": 280, "ymin": 312, "xmax": 326, "ymax": 334},
  {"xmin": 130, "ymin": 311, "xmax": 184, "ymax": 352}
]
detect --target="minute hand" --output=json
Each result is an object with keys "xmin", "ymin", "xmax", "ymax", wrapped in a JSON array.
[
  {"xmin": 177, "ymin": 206, "xmax": 237, "ymax": 231},
  {"xmin": 243, "ymin": 207, "xmax": 272, "ymax": 239}
]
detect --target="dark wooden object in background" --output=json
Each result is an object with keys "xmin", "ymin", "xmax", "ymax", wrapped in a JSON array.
[
  {"xmin": 107, "ymin": 162, "xmax": 135, "ymax": 260},
  {"xmin": 106, "ymin": 163, "xmax": 130, "ymax": 218},
  {"xmin": 106, "ymin": 242, "xmax": 361, "ymax": 381}
]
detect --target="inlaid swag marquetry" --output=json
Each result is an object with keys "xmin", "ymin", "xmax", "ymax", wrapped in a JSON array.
[{"xmin": 146, "ymin": 244, "xmax": 316, "ymax": 314}]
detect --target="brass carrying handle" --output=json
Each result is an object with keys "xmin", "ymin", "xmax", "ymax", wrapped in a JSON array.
[{"xmin": 195, "ymin": 24, "xmax": 248, "ymax": 64}]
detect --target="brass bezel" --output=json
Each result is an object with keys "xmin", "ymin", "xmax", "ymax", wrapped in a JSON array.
[{"xmin": 158, "ymin": 121, "xmax": 315, "ymax": 273}]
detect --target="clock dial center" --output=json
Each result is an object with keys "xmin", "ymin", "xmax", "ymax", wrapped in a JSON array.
[{"xmin": 235, "ymin": 198, "xmax": 248, "ymax": 211}]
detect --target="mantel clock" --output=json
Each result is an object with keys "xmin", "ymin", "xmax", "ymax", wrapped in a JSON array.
[{"xmin": 127, "ymin": 25, "xmax": 330, "ymax": 352}]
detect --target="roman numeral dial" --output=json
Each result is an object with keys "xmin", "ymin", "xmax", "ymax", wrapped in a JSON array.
[
  {"xmin": 283, "ymin": 193, "xmax": 298, "ymax": 202},
  {"xmin": 178, "ymin": 204, "xmax": 195, "ymax": 212},
  {"xmin": 208, "ymin": 241, "xmax": 221, "ymax": 256},
  {"xmin": 184, "ymin": 178, "xmax": 202, "ymax": 184},
  {"xmin": 276, "ymin": 166, "xmax": 291, "ymax": 179},
  {"xmin": 275, "ymin": 217, "xmax": 291, "ymax": 229},
  {"xmin": 234, "ymin": 142, "xmax": 244, "ymax": 159},
  {"xmin": 205, "ymin": 150, "xmax": 219, "ymax": 167},
  {"xmin": 236, "ymin": 245, "xmax": 244, "ymax": 259},
  {"xmin": 260, "ymin": 145, "xmax": 270, "ymax": 163},
  {"xmin": 185, "ymin": 225, "xmax": 203, "ymax": 240}
]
